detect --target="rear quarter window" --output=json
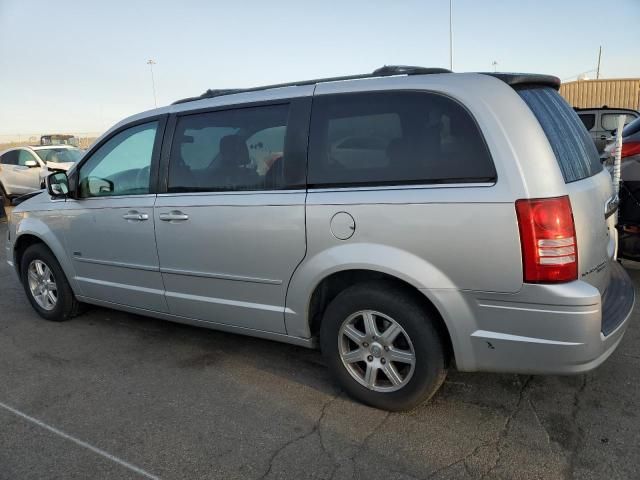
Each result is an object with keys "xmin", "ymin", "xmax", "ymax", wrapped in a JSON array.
[
  {"xmin": 308, "ymin": 91, "xmax": 496, "ymax": 188},
  {"xmin": 518, "ymin": 87, "xmax": 602, "ymax": 183}
]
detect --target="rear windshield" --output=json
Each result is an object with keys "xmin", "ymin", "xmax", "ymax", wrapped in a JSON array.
[
  {"xmin": 623, "ymin": 117, "xmax": 640, "ymax": 137},
  {"xmin": 518, "ymin": 87, "xmax": 602, "ymax": 183}
]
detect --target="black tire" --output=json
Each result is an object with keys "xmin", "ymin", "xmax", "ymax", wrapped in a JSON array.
[
  {"xmin": 320, "ymin": 281, "xmax": 448, "ymax": 411},
  {"xmin": 20, "ymin": 243, "xmax": 81, "ymax": 322}
]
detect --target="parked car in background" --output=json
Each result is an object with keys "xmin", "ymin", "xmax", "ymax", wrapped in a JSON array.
[
  {"xmin": 601, "ymin": 117, "xmax": 640, "ymax": 260},
  {"xmin": 5, "ymin": 67, "xmax": 635, "ymax": 411},
  {"xmin": 575, "ymin": 107, "xmax": 639, "ymax": 153},
  {"xmin": 0, "ymin": 145, "xmax": 83, "ymax": 204},
  {"xmin": 40, "ymin": 134, "xmax": 79, "ymax": 147}
]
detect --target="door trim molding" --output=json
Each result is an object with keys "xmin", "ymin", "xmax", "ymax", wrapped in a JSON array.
[
  {"xmin": 160, "ymin": 266, "xmax": 282, "ymax": 285},
  {"xmin": 73, "ymin": 256, "xmax": 160, "ymax": 272}
]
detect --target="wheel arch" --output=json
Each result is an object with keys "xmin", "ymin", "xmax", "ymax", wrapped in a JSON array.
[
  {"xmin": 12, "ymin": 220, "xmax": 80, "ymax": 294},
  {"xmin": 284, "ymin": 244, "xmax": 460, "ymax": 362},
  {"xmin": 308, "ymin": 269, "xmax": 454, "ymax": 362}
]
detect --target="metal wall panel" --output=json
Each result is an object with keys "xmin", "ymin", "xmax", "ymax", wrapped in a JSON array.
[{"xmin": 560, "ymin": 79, "xmax": 640, "ymax": 110}]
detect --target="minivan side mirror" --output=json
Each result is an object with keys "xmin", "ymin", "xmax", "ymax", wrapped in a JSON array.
[
  {"xmin": 46, "ymin": 171, "xmax": 70, "ymax": 198},
  {"xmin": 25, "ymin": 160, "xmax": 39, "ymax": 168}
]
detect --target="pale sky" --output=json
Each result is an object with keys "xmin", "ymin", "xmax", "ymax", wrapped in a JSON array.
[{"xmin": 0, "ymin": 0, "xmax": 639, "ymax": 136}]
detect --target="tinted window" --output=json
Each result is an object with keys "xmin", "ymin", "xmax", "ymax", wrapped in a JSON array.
[
  {"xmin": 518, "ymin": 87, "xmax": 601, "ymax": 183},
  {"xmin": 79, "ymin": 121, "xmax": 158, "ymax": 197},
  {"xmin": 578, "ymin": 113, "xmax": 595, "ymax": 131},
  {"xmin": 168, "ymin": 105, "xmax": 289, "ymax": 192},
  {"xmin": 308, "ymin": 92, "xmax": 495, "ymax": 187},
  {"xmin": 0, "ymin": 150, "xmax": 19, "ymax": 165},
  {"xmin": 623, "ymin": 117, "xmax": 640, "ymax": 137},
  {"xmin": 601, "ymin": 113, "xmax": 636, "ymax": 131}
]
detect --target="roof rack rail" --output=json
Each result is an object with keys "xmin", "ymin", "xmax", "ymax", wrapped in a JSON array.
[{"xmin": 172, "ymin": 65, "xmax": 451, "ymax": 105}]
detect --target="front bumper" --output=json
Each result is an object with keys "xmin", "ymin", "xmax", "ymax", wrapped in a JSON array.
[{"xmin": 432, "ymin": 261, "xmax": 635, "ymax": 374}]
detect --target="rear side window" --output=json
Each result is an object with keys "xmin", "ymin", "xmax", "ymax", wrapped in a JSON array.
[
  {"xmin": 518, "ymin": 87, "xmax": 601, "ymax": 183},
  {"xmin": 308, "ymin": 91, "xmax": 496, "ymax": 188},
  {"xmin": 168, "ymin": 104, "xmax": 289, "ymax": 192},
  {"xmin": 578, "ymin": 113, "xmax": 595, "ymax": 131}
]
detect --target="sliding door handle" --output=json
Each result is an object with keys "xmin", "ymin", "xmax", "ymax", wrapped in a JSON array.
[
  {"xmin": 159, "ymin": 211, "xmax": 189, "ymax": 222},
  {"xmin": 123, "ymin": 211, "xmax": 149, "ymax": 221}
]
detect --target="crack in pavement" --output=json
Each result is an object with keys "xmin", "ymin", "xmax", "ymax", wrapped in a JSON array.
[
  {"xmin": 345, "ymin": 410, "xmax": 391, "ymax": 475},
  {"xmin": 480, "ymin": 375, "xmax": 533, "ymax": 479},
  {"xmin": 256, "ymin": 392, "xmax": 340, "ymax": 480},
  {"xmin": 419, "ymin": 377, "xmax": 540, "ymax": 480},
  {"xmin": 565, "ymin": 375, "xmax": 588, "ymax": 480}
]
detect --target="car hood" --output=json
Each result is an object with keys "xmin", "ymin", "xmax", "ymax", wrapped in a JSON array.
[
  {"xmin": 46, "ymin": 161, "xmax": 75, "ymax": 171},
  {"xmin": 11, "ymin": 190, "xmax": 50, "ymax": 213}
]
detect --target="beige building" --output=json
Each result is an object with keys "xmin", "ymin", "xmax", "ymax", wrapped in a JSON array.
[{"xmin": 560, "ymin": 78, "xmax": 640, "ymax": 111}]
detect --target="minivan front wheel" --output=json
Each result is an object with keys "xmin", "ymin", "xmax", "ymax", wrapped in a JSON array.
[
  {"xmin": 20, "ymin": 243, "xmax": 81, "ymax": 321},
  {"xmin": 320, "ymin": 281, "xmax": 448, "ymax": 411}
]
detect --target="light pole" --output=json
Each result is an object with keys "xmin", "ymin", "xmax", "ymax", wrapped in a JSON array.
[{"xmin": 147, "ymin": 59, "xmax": 157, "ymax": 108}]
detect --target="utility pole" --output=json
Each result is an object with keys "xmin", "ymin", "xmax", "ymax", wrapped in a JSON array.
[
  {"xmin": 449, "ymin": 0, "xmax": 453, "ymax": 70},
  {"xmin": 596, "ymin": 46, "xmax": 602, "ymax": 80},
  {"xmin": 147, "ymin": 59, "xmax": 157, "ymax": 108}
]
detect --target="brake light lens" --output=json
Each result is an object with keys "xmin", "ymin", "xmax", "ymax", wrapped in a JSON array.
[
  {"xmin": 621, "ymin": 141, "xmax": 640, "ymax": 159},
  {"xmin": 515, "ymin": 196, "xmax": 577, "ymax": 283}
]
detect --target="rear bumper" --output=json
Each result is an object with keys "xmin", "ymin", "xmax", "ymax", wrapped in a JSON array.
[{"xmin": 430, "ymin": 261, "xmax": 635, "ymax": 374}]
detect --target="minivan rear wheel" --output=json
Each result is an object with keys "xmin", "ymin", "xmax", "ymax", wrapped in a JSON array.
[
  {"xmin": 20, "ymin": 243, "xmax": 81, "ymax": 322},
  {"xmin": 320, "ymin": 281, "xmax": 448, "ymax": 411}
]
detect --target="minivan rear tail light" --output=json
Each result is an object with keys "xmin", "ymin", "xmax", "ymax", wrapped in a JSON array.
[{"xmin": 515, "ymin": 196, "xmax": 577, "ymax": 283}]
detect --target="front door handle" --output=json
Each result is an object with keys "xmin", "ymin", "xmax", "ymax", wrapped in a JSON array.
[
  {"xmin": 159, "ymin": 211, "xmax": 189, "ymax": 222},
  {"xmin": 122, "ymin": 210, "xmax": 149, "ymax": 221}
]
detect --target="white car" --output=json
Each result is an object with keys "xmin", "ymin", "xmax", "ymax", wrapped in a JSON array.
[{"xmin": 0, "ymin": 145, "xmax": 83, "ymax": 204}]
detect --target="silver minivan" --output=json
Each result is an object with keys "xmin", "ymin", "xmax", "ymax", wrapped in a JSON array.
[{"xmin": 6, "ymin": 66, "xmax": 635, "ymax": 410}]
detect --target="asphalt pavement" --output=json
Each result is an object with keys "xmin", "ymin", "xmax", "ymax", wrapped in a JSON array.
[{"xmin": 0, "ymin": 218, "xmax": 639, "ymax": 480}]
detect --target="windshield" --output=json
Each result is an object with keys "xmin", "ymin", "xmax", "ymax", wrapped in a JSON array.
[{"xmin": 35, "ymin": 148, "xmax": 83, "ymax": 164}]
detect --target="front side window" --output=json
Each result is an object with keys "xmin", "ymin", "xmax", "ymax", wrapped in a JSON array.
[
  {"xmin": 601, "ymin": 113, "xmax": 636, "ymax": 132},
  {"xmin": 79, "ymin": 122, "xmax": 158, "ymax": 197},
  {"xmin": 578, "ymin": 113, "xmax": 595, "ymax": 131},
  {"xmin": 168, "ymin": 104, "xmax": 289, "ymax": 192},
  {"xmin": 17, "ymin": 150, "xmax": 38, "ymax": 166},
  {"xmin": 308, "ymin": 91, "xmax": 495, "ymax": 188}
]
